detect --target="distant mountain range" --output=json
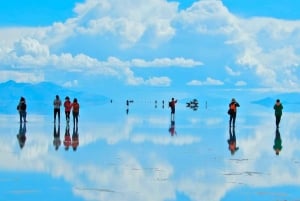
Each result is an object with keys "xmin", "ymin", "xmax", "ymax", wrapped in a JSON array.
[
  {"xmin": 0, "ymin": 80, "xmax": 110, "ymax": 114},
  {"xmin": 252, "ymin": 92, "xmax": 300, "ymax": 112}
]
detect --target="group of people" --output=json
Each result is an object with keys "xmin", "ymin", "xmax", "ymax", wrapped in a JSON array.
[
  {"xmin": 53, "ymin": 95, "xmax": 80, "ymax": 127},
  {"xmin": 17, "ymin": 95, "xmax": 80, "ymax": 127}
]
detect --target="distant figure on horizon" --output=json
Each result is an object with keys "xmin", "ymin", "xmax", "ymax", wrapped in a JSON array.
[
  {"xmin": 53, "ymin": 95, "xmax": 62, "ymax": 124},
  {"xmin": 64, "ymin": 96, "xmax": 72, "ymax": 123},
  {"xmin": 169, "ymin": 97, "xmax": 177, "ymax": 121},
  {"xmin": 273, "ymin": 128, "xmax": 282, "ymax": 155},
  {"xmin": 227, "ymin": 127, "xmax": 239, "ymax": 155},
  {"xmin": 273, "ymin": 99, "xmax": 283, "ymax": 128},
  {"xmin": 53, "ymin": 123, "xmax": 61, "ymax": 151},
  {"xmin": 16, "ymin": 122, "xmax": 26, "ymax": 149},
  {"xmin": 228, "ymin": 98, "xmax": 240, "ymax": 127},
  {"xmin": 17, "ymin": 97, "xmax": 27, "ymax": 123},
  {"xmin": 72, "ymin": 98, "xmax": 80, "ymax": 127}
]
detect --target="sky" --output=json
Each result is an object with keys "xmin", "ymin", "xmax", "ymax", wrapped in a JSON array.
[{"xmin": 1, "ymin": 0, "xmax": 300, "ymax": 96}]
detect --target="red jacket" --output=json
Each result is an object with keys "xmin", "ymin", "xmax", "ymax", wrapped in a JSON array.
[{"xmin": 64, "ymin": 100, "xmax": 72, "ymax": 112}]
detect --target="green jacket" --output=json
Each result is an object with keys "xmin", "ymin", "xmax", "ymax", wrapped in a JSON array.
[{"xmin": 273, "ymin": 103, "xmax": 283, "ymax": 116}]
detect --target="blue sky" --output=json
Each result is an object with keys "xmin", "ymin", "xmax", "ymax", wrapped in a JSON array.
[{"xmin": 1, "ymin": 0, "xmax": 300, "ymax": 95}]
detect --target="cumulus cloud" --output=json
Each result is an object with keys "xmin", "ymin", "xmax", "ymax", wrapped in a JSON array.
[
  {"xmin": 187, "ymin": 77, "xmax": 224, "ymax": 86},
  {"xmin": 225, "ymin": 66, "xmax": 240, "ymax": 76},
  {"xmin": 1, "ymin": 0, "xmax": 300, "ymax": 90},
  {"xmin": 131, "ymin": 57, "xmax": 202, "ymax": 68},
  {"xmin": 73, "ymin": 0, "xmax": 178, "ymax": 47},
  {"xmin": 0, "ymin": 70, "xmax": 44, "ymax": 83}
]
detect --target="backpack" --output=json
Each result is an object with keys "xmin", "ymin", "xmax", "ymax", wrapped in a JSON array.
[{"xmin": 169, "ymin": 101, "xmax": 172, "ymax": 107}]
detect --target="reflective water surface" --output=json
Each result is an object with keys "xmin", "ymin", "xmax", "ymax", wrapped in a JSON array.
[{"xmin": 1, "ymin": 98, "xmax": 300, "ymax": 201}]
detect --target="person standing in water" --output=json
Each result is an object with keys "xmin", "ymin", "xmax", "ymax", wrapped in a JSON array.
[
  {"xmin": 228, "ymin": 98, "xmax": 240, "ymax": 127},
  {"xmin": 53, "ymin": 95, "xmax": 62, "ymax": 124},
  {"xmin": 72, "ymin": 98, "xmax": 80, "ymax": 127},
  {"xmin": 273, "ymin": 99, "xmax": 283, "ymax": 128},
  {"xmin": 169, "ymin": 97, "xmax": 177, "ymax": 121},
  {"xmin": 64, "ymin": 96, "xmax": 72, "ymax": 123},
  {"xmin": 17, "ymin": 97, "xmax": 27, "ymax": 123}
]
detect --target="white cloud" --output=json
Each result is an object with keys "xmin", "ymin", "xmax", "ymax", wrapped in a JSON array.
[
  {"xmin": 225, "ymin": 66, "xmax": 240, "ymax": 76},
  {"xmin": 235, "ymin": 80, "xmax": 247, "ymax": 86},
  {"xmin": 73, "ymin": 0, "xmax": 178, "ymax": 47},
  {"xmin": 1, "ymin": 0, "xmax": 300, "ymax": 90},
  {"xmin": 132, "ymin": 57, "xmax": 202, "ymax": 68},
  {"xmin": 0, "ymin": 70, "xmax": 44, "ymax": 83},
  {"xmin": 145, "ymin": 76, "xmax": 171, "ymax": 86},
  {"xmin": 187, "ymin": 77, "xmax": 224, "ymax": 86}
]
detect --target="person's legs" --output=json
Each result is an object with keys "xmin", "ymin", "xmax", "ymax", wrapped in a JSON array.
[
  {"xmin": 232, "ymin": 113, "xmax": 236, "ymax": 127},
  {"xmin": 229, "ymin": 115, "xmax": 233, "ymax": 126},
  {"xmin": 54, "ymin": 109, "xmax": 57, "ymax": 122},
  {"xmin": 19, "ymin": 112, "xmax": 22, "ymax": 122},
  {"xmin": 58, "ymin": 109, "xmax": 60, "ymax": 123},
  {"xmin": 276, "ymin": 115, "xmax": 281, "ymax": 127}
]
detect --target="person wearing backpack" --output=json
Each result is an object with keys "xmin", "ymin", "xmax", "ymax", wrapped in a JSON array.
[
  {"xmin": 17, "ymin": 97, "xmax": 27, "ymax": 123},
  {"xmin": 169, "ymin": 97, "xmax": 177, "ymax": 121},
  {"xmin": 228, "ymin": 98, "xmax": 240, "ymax": 127},
  {"xmin": 72, "ymin": 98, "xmax": 80, "ymax": 127}
]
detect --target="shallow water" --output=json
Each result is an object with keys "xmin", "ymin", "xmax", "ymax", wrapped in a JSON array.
[{"xmin": 1, "ymin": 99, "xmax": 300, "ymax": 201}]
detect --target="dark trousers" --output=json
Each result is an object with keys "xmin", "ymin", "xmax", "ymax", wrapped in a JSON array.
[
  {"xmin": 54, "ymin": 108, "xmax": 60, "ymax": 122},
  {"xmin": 229, "ymin": 112, "xmax": 236, "ymax": 127},
  {"xmin": 65, "ymin": 111, "xmax": 70, "ymax": 121},
  {"xmin": 275, "ymin": 115, "xmax": 281, "ymax": 127}
]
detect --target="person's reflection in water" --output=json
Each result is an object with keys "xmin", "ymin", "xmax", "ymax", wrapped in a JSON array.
[
  {"xmin": 169, "ymin": 120, "xmax": 176, "ymax": 136},
  {"xmin": 273, "ymin": 128, "xmax": 282, "ymax": 156},
  {"xmin": 64, "ymin": 123, "xmax": 71, "ymax": 151},
  {"xmin": 16, "ymin": 122, "xmax": 26, "ymax": 149},
  {"xmin": 227, "ymin": 127, "xmax": 239, "ymax": 155},
  {"xmin": 72, "ymin": 125, "xmax": 79, "ymax": 151},
  {"xmin": 53, "ymin": 123, "xmax": 61, "ymax": 151}
]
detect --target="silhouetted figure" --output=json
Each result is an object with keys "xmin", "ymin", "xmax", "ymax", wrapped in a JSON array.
[
  {"xmin": 53, "ymin": 123, "xmax": 61, "ymax": 151},
  {"xmin": 273, "ymin": 99, "xmax": 283, "ymax": 128},
  {"xmin": 72, "ymin": 98, "xmax": 80, "ymax": 127},
  {"xmin": 64, "ymin": 124, "xmax": 71, "ymax": 151},
  {"xmin": 17, "ymin": 97, "xmax": 27, "ymax": 123},
  {"xmin": 228, "ymin": 98, "xmax": 240, "ymax": 127},
  {"xmin": 227, "ymin": 127, "xmax": 239, "ymax": 155},
  {"xmin": 16, "ymin": 122, "xmax": 26, "ymax": 149},
  {"xmin": 169, "ymin": 120, "xmax": 176, "ymax": 136},
  {"xmin": 72, "ymin": 125, "xmax": 79, "ymax": 151},
  {"xmin": 53, "ymin": 95, "xmax": 62, "ymax": 124},
  {"xmin": 169, "ymin": 97, "xmax": 177, "ymax": 121},
  {"xmin": 273, "ymin": 128, "xmax": 282, "ymax": 156},
  {"xmin": 155, "ymin": 100, "xmax": 157, "ymax": 108},
  {"xmin": 162, "ymin": 100, "xmax": 165, "ymax": 109},
  {"xmin": 64, "ymin": 96, "xmax": 72, "ymax": 123}
]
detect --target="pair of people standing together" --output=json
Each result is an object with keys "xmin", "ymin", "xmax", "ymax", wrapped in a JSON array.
[
  {"xmin": 228, "ymin": 98, "xmax": 283, "ymax": 128},
  {"xmin": 53, "ymin": 95, "xmax": 80, "ymax": 126}
]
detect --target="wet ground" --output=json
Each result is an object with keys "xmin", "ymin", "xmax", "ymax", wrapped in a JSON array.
[{"xmin": 1, "ymin": 98, "xmax": 300, "ymax": 201}]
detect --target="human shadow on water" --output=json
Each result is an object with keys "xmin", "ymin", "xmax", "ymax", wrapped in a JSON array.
[
  {"xmin": 53, "ymin": 123, "xmax": 61, "ymax": 151},
  {"xmin": 227, "ymin": 126, "xmax": 239, "ymax": 155},
  {"xmin": 169, "ymin": 120, "xmax": 177, "ymax": 136},
  {"xmin": 64, "ymin": 123, "xmax": 71, "ymax": 151},
  {"xmin": 72, "ymin": 125, "xmax": 79, "ymax": 151},
  {"xmin": 16, "ymin": 122, "xmax": 26, "ymax": 149},
  {"xmin": 273, "ymin": 128, "xmax": 282, "ymax": 156}
]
